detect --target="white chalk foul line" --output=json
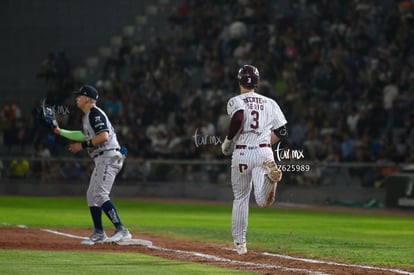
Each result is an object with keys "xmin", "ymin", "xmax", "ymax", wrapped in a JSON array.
[
  {"xmin": 148, "ymin": 245, "xmax": 330, "ymax": 275},
  {"xmin": 41, "ymin": 229, "xmax": 88, "ymax": 240},
  {"xmin": 262, "ymin": 252, "xmax": 414, "ymax": 275},
  {"xmin": 41, "ymin": 228, "xmax": 328, "ymax": 275},
  {"xmin": 10, "ymin": 225, "xmax": 413, "ymax": 274},
  {"xmin": 40, "ymin": 228, "xmax": 413, "ymax": 275}
]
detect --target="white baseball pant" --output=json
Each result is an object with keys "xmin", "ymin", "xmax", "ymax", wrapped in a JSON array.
[{"xmin": 231, "ymin": 146, "xmax": 277, "ymax": 245}]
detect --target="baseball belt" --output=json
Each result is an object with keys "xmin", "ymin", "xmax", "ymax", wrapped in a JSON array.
[
  {"xmin": 93, "ymin": 148, "xmax": 120, "ymax": 158},
  {"xmin": 235, "ymin": 144, "xmax": 271, "ymax": 150}
]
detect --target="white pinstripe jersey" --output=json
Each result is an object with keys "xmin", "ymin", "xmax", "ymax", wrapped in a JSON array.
[
  {"xmin": 82, "ymin": 106, "xmax": 120, "ymax": 158},
  {"xmin": 227, "ymin": 91, "xmax": 287, "ymax": 145}
]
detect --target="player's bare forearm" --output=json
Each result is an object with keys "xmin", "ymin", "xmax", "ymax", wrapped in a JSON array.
[{"xmin": 92, "ymin": 131, "xmax": 109, "ymax": 146}]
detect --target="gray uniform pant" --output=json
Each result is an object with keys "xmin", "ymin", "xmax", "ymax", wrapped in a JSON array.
[{"xmin": 87, "ymin": 150, "xmax": 124, "ymax": 207}]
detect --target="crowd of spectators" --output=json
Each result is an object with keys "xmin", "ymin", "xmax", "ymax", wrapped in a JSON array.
[
  {"xmin": 2, "ymin": 0, "xmax": 414, "ymax": 185},
  {"xmin": 91, "ymin": 0, "xmax": 414, "ymax": 164}
]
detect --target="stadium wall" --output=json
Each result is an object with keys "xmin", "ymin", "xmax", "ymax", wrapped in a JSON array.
[{"xmin": 0, "ymin": 178, "xmax": 386, "ymax": 207}]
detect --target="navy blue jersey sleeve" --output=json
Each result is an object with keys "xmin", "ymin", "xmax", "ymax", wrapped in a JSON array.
[{"xmin": 88, "ymin": 107, "xmax": 109, "ymax": 134}]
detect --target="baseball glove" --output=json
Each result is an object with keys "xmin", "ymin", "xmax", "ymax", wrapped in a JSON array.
[
  {"xmin": 264, "ymin": 160, "xmax": 282, "ymax": 183},
  {"xmin": 37, "ymin": 103, "xmax": 58, "ymax": 130}
]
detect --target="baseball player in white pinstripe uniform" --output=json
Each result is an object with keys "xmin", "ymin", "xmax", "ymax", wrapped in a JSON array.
[
  {"xmin": 221, "ymin": 65, "xmax": 288, "ymax": 255},
  {"xmin": 54, "ymin": 85, "xmax": 131, "ymax": 245}
]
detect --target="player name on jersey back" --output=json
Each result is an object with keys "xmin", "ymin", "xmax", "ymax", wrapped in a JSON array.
[{"xmin": 243, "ymin": 96, "xmax": 264, "ymax": 110}]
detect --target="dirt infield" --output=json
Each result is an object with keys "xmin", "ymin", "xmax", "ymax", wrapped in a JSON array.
[{"xmin": 1, "ymin": 226, "xmax": 412, "ymax": 275}]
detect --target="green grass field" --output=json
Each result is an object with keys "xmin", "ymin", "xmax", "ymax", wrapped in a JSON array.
[{"xmin": 1, "ymin": 196, "xmax": 413, "ymax": 274}]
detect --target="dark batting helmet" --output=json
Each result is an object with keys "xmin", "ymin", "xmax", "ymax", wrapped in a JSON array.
[{"xmin": 237, "ymin": 64, "xmax": 260, "ymax": 88}]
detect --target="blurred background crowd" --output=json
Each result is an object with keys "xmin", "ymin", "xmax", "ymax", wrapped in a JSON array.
[{"xmin": 2, "ymin": 0, "xmax": 414, "ymax": 184}]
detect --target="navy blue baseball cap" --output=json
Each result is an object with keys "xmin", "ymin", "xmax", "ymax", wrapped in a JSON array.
[{"xmin": 73, "ymin": 85, "xmax": 99, "ymax": 100}]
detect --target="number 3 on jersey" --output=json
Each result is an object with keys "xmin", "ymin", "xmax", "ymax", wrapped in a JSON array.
[{"xmin": 250, "ymin": 110, "xmax": 259, "ymax": 129}]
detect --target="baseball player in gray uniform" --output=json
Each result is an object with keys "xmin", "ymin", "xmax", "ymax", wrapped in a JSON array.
[
  {"xmin": 54, "ymin": 85, "xmax": 131, "ymax": 245},
  {"xmin": 221, "ymin": 65, "xmax": 287, "ymax": 255}
]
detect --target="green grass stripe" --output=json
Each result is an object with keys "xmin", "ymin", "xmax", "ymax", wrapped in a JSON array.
[
  {"xmin": 1, "ymin": 196, "xmax": 413, "ymax": 269},
  {"xmin": 0, "ymin": 250, "xmax": 254, "ymax": 275}
]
